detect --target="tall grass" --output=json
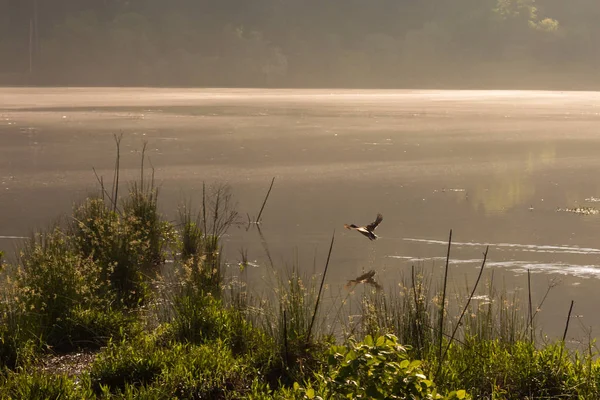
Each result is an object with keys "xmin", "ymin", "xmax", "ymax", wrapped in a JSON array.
[
  {"xmin": 3, "ymin": 138, "xmax": 600, "ymax": 398},
  {"xmin": 356, "ymin": 269, "xmax": 531, "ymax": 349},
  {"xmin": 72, "ymin": 140, "xmax": 172, "ymax": 308},
  {"xmin": 71, "ymin": 194, "xmax": 168, "ymax": 308},
  {"xmin": 17, "ymin": 228, "xmax": 107, "ymax": 350},
  {"xmin": 0, "ymin": 138, "xmax": 172, "ymax": 364},
  {"xmin": 0, "ymin": 270, "xmax": 35, "ymax": 369},
  {"xmin": 174, "ymin": 184, "xmax": 238, "ymax": 296},
  {"xmin": 352, "ymin": 265, "xmax": 437, "ymax": 358},
  {"xmin": 249, "ymin": 251, "xmax": 338, "ymax": 389}
]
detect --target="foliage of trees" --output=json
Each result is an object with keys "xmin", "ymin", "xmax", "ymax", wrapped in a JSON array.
[{"xmin": 1, "ymin": 0, "xmax": 599, "ymax": 88}]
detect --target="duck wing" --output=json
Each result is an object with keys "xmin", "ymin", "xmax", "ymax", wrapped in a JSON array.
[{"xmin": 366, "ymin": 213, "xmax": 383, "ymax": 231}]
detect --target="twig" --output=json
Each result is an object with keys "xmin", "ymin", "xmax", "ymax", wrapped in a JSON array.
[
  {"xmin": 245, "ymin": 213, "xmax": 252, "ymax": 231},
  {"xmin": 527, "ymin": 269, "xmax": 533, "ymax": 343},
  {"xmin": 562, "ymin": 300, "xmax": 574, "ymax": 343},
  {"xmin": 141, "ymin": 141, "xmax": 147, "ymax": 190},
  {"xmin": 440, "ymin": 246, "xmax": 489, "ymax": 368},
  {"xmin": 283, "ymin": 309, "xmax": 289, "ymax": 370},
  {"xmin": 93, "ymin": 167, "xmax": 115, "ymax": 208},
  {"xmin": 329, "ymin": 289, "xmax": 354, "ymax": 339},
  {"xmin": 202, "ymin": 182, "xmax": 207, "ymax": 235},
  {"xmin": 100, "ymin": 175, "xmax": 104, "ymax": 201},
  {"xmin": 519, "ymin": 277, "xmax": 559, "ymax": 343},
  {"xmin": 307, "ymin": 230, "xmax": 335, "ymax": 344},
  {"xmin": 411, "ymin": 264, "xmax": 423, "ymax": 355},
  {"xmin": 558, "ymin": 300, "xmax": 575, "ymax": 367},
  {"xmin": 112, "ymin": 133, "xmax": 123, "ymax": 213},
  {"xmin": 256, "ymin": 177, "xmax": 275, "ymax": 223},
  {"xmin": 212, "ymin": 184, "xmax": 221, "ymax": 237},
  {"xmin": 257, "ymin": 224, "xmax": 275, "ymax": 271},
  {"xmin": 422, "ymin": 321, "xmax": 486, "ymax": 359},
  {"xmin": 438, "ymin": 229, "xmax": 452, "ymax": 363},
  {"xmin": 531, "ymin": 278, "xmax": 559, "ymax": 321},
  {"xmin": 150, "ymin": 157, "xmax": 155, "ymax": 189}
]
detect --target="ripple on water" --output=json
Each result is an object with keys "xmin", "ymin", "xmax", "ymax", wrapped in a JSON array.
[
  {"xmin": 386, "ymin": 238, "xmax": 600, "ymax": 279},
  {"xmin": 402, "ymin": 238, "xmax": 600, "ymax": 256},
  {"xmin": 388, "ymin": 255, "xmax": 600, "ymax": 279}
]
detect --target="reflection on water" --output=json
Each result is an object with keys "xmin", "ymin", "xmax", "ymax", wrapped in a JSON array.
[
  {"xmin": 527, "ymin": 145, "xmax": 557, "ymax": 172},
  {"xmin": 3, "ymin": 88, "xmax": 600, "ymax": 339},
  {"xmin": 471, "ymin": 171, "xmax": 535, "ymax": 215},
  {"xmin": 471, "ymin": 143, "xmax": 557, "ymax": 215}
]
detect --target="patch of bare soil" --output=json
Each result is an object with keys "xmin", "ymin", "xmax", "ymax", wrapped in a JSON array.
[{"xmin": 38, "ymin": 351, "xmax": 97, "ymax": 377}]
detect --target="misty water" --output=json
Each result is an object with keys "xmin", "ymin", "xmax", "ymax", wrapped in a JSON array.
[{"xmin": 2, "ymin": 88, "xmax": 600, "ymax": 341}]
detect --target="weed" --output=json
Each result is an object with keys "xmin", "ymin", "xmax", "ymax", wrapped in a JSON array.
[
  {"xmin": 0, "ymin": 369, "xmax": 93, "ymax": 400},
  {"xmin": 296, "ymin": 334, "xmax": 469, "ymax": 399},
  {"xmin": 89, "ymin": 337, "xmax": 166, "ymax": 394},
  {"xmin": 72, "ymin": 194, "xmax": 171, "ymax": 308},
  {"xmin": 17, "ymin": 228, "xmax": 107, "ymax": 351},
  {"xmin": 58, "ymin": 306, "xmax": 140, "ymax": 352},
  {"xmin": 4, "ymin": 140, "xmax": 600, "ymax": 399}
]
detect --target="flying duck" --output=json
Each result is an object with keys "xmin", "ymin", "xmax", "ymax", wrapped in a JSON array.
[{"xmin": 344, "ymin": 213, "xmax": 383, "ymax": 241}]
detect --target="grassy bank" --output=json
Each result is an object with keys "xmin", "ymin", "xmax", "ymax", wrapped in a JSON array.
[{"xmin": 1, "ymin": 143, "xmax": 600, "ymax": 399}]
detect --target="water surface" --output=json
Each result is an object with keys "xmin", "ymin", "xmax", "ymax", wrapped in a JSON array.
[{"xmin": 2, "ymin": 88, "xmax": 600, "ymax": 340}]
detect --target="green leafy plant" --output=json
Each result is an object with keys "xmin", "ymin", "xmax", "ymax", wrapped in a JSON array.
[
  {"xmin": 297, "ymin": 334, "xmax": 469, "ymax": 400},
  {"xmin": 58, "ymin": 306, "xmax": 140, "ymax": 351},
  {"xmin": 17, "ymin": 228, "xmax": 107, "ymax": 350},
  {"xmin": 89, "ymin": 337, "xmax": 166, "ymax": 394},
  {"xmin": 0, "ymin": 369, "xmax": 93, "ymax": 400}
]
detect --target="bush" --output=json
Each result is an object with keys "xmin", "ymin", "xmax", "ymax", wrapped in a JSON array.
[
  {"xmin": 0, "ymin": 278, "xmax": 32, "ymax": 369},
  {"xmin": 170, "ymin": 293, "xmax": 231, "ymax": 345},
  {"xmin": 297, "ymin": 334, "xmax": 468, "ymax": 400},
  {"xmin": 17, "ymin": 228, "xmax": 106, "ymax": 350},
  {"xmin": 121, "ymin": 181, "xmax": 173, "ymax": 268},
  {"xmin": 72, "ymin": 194, "xmax": 172, "ymax": 308}
]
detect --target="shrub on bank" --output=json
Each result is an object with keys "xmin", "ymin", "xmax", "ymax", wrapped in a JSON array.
[
  {"xmin": 294, "ymin": 334, "xmax": 468, "ymax": 400},
  {"xmin": 72, "ymin": 194, "xmax": 172, "ymax": 309},
  {"xmin": 0, "ymin": 273, "xmax": 35, "ymax": 369},
  {"xmin": 3, "ymin": 144, "xmax": 599, "ymax": 398},
  {"xmin": 16, "ymin": 228, "xmax": 109, "ymax": 352}
]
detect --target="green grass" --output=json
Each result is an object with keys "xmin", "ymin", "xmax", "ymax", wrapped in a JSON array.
[
  {"xmin": 0, "ymin": 369, "xmax": 93, "ymax": 400},
  {"xmin": 3, "ymin": 141, "xmax": 600, "ymax": 399},
  {"xmin": 295, "ymin": 334, "xmax": 468, "ymax": 399},
  {"xmin": 436, "ymin": 339, "xmax": 600, "ymax": 399},
  {"xmin": 71, "ymin": 195, "xmax": 169, "ymax": 309}
]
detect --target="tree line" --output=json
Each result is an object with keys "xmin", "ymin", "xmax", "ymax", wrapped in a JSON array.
[{"xmin": 1, "ymin": 0, "xmax": 599, "ymax": 88}]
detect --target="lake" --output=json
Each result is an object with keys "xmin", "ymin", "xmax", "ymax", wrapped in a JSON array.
[{"xmin": 2, "ymin": 87, "xmax": 600, "ymax": 340}]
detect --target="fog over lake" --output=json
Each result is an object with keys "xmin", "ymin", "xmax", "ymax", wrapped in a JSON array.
[{"xmin": 2, "ymin": 88, "xmax": 600, "ymax": 340}]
